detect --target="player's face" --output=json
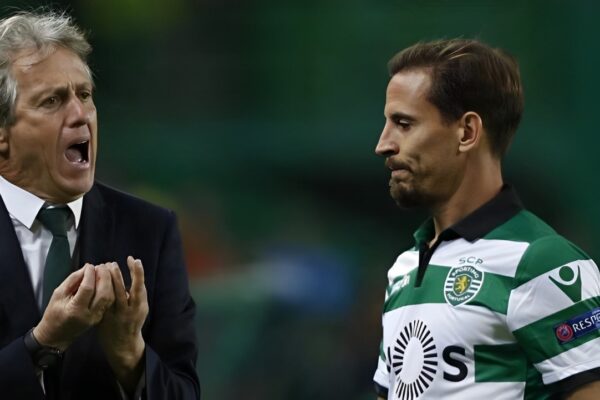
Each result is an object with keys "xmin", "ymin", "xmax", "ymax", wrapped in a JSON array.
[
  {"xmin": 0, "ymin": 46, "xmax": 97, "ymax": 203},
  {"xmin": 375, "ymin": 69, "xmax": 464, "ymax": 209}
]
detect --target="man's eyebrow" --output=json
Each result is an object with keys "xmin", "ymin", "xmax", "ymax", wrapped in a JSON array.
[
  {"xmin": 28, "ymin": 85, "xmax": 67, "ymax": 102},
  {"xmin": 74, "ymin": 81, "xmax": 93, "ymax": 90},
  {"xmin": 386, "ymin": 111, "xmax": 416, "ymax": 121},
  {"xmin": 29, "ymin": 82, "xmax": 93, "ymax": 102},
  {"xmin": 30, "ymin": 86, "xmax": 67, "ymax": 100}
]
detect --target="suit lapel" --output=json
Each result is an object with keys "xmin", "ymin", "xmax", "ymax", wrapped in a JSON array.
[{"xmin": 0, "ymin": 194, "xmax": 40, "ymax": 340}]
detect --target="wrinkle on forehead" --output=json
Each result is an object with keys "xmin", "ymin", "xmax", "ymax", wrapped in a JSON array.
[
  {"xmin": 10, "ymin": 45, "xmax": 93, "ymax": 88},
  {"xmin": 12, "ymin": 45, "xmax": 58, "ymax": 72}
]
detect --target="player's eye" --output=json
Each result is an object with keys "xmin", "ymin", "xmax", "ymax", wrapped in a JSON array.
[{"xmin": 394, "ymin": 118, "xmax": 411, "ymax": 130}]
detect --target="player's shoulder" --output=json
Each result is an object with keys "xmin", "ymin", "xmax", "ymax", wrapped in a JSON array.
[
  {"xmin": 504, "ymin": 212, "xmax": 593, "ymax": 285},
  {"xmin": 387, "ymin": 245, "xmax": 419, "ymax": 285},
  {"xmin": 485, "ymin": 209, "xmax": 557, "ymax": 243}
]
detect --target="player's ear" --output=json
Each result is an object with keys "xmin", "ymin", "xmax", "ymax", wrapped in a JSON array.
[{"xmin": 457, "ymin": 111, "xmax": 482, "ymax": 153}]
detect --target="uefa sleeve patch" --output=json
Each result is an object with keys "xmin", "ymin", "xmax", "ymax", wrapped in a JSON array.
[{"xmin": 554, "ymin": 307, "xmax": 600, "ymax": 344}]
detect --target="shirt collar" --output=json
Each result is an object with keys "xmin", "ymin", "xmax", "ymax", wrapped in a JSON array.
[
  {"xmin": 0, "ymin": 175, "xmax": 83, "ymax": 229},
  {"xmin": 413, "ymin": 184, "xmax": 523, "ymax": 245}
]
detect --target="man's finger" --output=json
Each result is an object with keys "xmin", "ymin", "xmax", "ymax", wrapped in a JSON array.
[
  {"xmin": 127, "ymin": 256, "xmax": 146, "ymax": 305},
  {"xmin": 72, "ymin": 264, "xmax": 96, "ymax": 308},
  {"xmin": 90, "ymin": 264, "xmax": 115, "ymax": 312},
  {"xmin": 109, "ymin": 262, "xmax": 128, "ymax": 309},
  {"xmin": 58, "ymin": 264, "xmax": 88, "ymax": 295}
]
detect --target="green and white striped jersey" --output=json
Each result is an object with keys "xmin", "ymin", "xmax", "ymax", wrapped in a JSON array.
[{"xmin": 374, "ymin": 186, "xmax": 600, "ymax": 399}]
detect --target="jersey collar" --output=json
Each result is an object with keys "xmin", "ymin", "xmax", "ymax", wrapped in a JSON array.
[{"xmin": 413, "ymin": 184, "xmax": 524, "ymax": 245}]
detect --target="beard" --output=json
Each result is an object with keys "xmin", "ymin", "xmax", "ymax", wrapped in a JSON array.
[{"xmin": 389, "ymin": 178, "xmax": 434, "ymax": 209}]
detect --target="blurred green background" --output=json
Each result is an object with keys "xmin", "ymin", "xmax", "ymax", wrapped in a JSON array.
[{"xmin": 3, "ymin": 0, "xmax": 600, "ymax": 398}]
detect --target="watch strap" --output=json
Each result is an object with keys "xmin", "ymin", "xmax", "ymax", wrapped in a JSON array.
[{"xmin": 23, "ymin": 328, "xmax": 62, "ymax": 370}]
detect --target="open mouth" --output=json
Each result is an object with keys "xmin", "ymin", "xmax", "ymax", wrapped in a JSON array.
[{"xmin": 65, "ymin": 140, "xmax": 90, "ymax": 164}]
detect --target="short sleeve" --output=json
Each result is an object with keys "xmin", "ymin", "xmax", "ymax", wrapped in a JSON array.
[
  {"xmin": 373, "ymin": 340, "xmax": 389, "ymax": 398},
  {"xmin": 507, "ymin": 235, "xmax": 600, "ymax": 385},
  {"xmin": 374, "ymin": 284, "xmax": 391, "ymax": 398}
]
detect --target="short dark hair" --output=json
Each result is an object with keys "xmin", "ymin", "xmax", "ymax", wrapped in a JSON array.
[{"xmin": 388, "ymin": 39, "xmax": 523, "ymax": 158}]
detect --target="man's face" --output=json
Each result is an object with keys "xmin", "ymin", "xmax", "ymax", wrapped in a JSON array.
[
  {"xmin": 375, "ymin": 69, "xmax": 464, "ymax": 209},
  {"xmin": 0, "ymin": 46, "xmax": 97, "ymax": 203}
]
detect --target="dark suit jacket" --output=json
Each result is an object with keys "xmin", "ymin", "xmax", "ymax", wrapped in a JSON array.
[{"xmin": 0, "ymin": 182, "xmax": 200, "ymax": 399}]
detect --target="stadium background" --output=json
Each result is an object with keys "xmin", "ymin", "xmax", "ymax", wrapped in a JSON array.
[{"xmin": 2, "ymin": 1, "xmax": 599, "ymax": 398}]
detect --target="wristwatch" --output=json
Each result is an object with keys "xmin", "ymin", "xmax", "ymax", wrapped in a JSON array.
[{"xmin": 23, "ymin": 328, "xmax": 63, "ymax": 370}]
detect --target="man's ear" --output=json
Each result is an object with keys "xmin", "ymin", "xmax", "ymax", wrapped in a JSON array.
[
  {"xmin": 458, "ymin": 111, "xmax": 483, "ymax": 153},
  {"xmin": 0, "ymin": 127, "xmax": 9, "ymax": 154}
]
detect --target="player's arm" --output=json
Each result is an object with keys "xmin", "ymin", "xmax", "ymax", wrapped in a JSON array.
[
  {"xmin": 508, "ymin": 236, "xmax": 600, "ymax": 400},
  {"xmin": 565, "ymin": 381, "xmax": 600, "ymax": 399}
]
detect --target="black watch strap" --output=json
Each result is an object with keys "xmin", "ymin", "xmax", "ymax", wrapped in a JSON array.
[{"xmin": 23, "ymin": 328, "xmax": 63, "ymax": 370}]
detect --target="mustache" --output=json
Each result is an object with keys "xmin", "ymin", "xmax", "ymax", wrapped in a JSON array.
[{"xmin": 385, "ymin": 158, "xmax": 412, "ymax": 172}]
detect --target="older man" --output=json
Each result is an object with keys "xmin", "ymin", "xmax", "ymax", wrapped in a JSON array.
[
  {"xmin": 373, "ymin": 39, "xmax": 600, "ymax": 399},
  {"xmin": 0, "ymin": 11, "xmax": 199, "ymax": 399}
]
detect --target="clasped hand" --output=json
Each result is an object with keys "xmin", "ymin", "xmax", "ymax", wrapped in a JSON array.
[{"xmin": 32, "ymin": 256, "xmax": 148, "ymax": 382}]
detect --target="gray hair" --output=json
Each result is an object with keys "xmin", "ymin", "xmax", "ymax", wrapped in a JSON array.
[{"xmin": 0, "ymin": 11, "xmax": 92, "ymax": 127}]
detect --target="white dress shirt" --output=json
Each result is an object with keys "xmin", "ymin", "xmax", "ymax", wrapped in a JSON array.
[{"xmin": 0, "ymin": 175, "xmax": 82, "ymax": 310}]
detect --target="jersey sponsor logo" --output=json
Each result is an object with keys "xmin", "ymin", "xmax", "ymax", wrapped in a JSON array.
[
  {"xmin": 385, "ymin": 321, "xmax": 471, "ymax": 397},
  {"xmin": 387, "ymin": 320, "xmax": 438, "ymax": 399},
  {"xmin": 390, "ymin": 274, "xmax": 411, "ymax": 297},
  {"xmin": 549, "ymin": 265, "xmax": 582, "ymax": 303},
  {"xmin": 554, "ymin": 307, "xmax": 600, "ymax": 344},
  {"xmin": 444, "ymin": 265, "xmax": 484, "ymax": 306}
]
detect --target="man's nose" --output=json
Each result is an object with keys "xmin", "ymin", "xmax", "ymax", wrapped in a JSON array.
[
  {"xmin": 65, "ymin": 96, "xmax": 91, "ymax": 127},
  {"xmin": 375, "ymin": 123, "xmax": 399, "ymax": 157}
]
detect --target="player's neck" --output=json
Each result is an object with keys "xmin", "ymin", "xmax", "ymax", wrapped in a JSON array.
[{"xmin": 429, "ymin": 158, "xmax": 503, "ymax": 245}]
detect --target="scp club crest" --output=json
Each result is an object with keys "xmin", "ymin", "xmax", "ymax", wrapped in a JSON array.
[{"xmin": 444, "ymin": 265, "xmax": 484, "ymax": 306}]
